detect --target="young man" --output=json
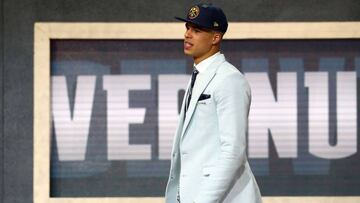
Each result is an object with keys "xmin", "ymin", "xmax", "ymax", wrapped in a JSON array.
[{"xmin": 165, "ymin": 3, "xmax": 262, "ymax": 203}]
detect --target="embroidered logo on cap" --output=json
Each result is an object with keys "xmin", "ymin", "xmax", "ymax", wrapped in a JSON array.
[
  {"xmin": 188, "ymin": 6, "xmax": 200, "ymax": 19},
  {"xmin": 214, "ymin": 21, "xmax": 219, "ymax": 27}
]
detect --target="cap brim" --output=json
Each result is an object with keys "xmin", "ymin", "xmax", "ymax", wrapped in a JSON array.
[
  {"xmin": 174, "ymin": 16, "xmax": 214, "ymax": 31},
  {"xmin": 174, "ymin": 16, "xmax": 221, "ymax": 32},
  {"xmin": 174, "ymin": 17, "xmax": 195, "ymax": 24}
]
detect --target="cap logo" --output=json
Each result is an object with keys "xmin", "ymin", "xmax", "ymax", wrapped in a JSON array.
[
  {"xmin": 188, "ymin": 6, "xmax": 200, "ymax": 19},
  {"xmin": 214, "ymin": 21, "xmax": 219, "ymax": 27}
]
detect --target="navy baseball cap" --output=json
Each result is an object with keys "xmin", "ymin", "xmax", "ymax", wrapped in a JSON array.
[{"xmin": 175, "ymin": 3, "xmax": 228, "ymax": 33}]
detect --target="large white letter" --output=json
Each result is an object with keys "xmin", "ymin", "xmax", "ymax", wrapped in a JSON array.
[
  {"xmin": 158, "ymin": 75, "xmax": 189, "ymax": 160},
  {"xmin": 52, "ymin": 76, "xmax": 96, "ymax": 161},
  {"xmin": 305, "ymin": 72, "xmax": 357, "ymax": 159},
  {"xmin": 103, "ymin": 75, "xmax": 151, "ymax": 160},
  {"xmin": 246, "ymin": 72, "xmax": 297, "ymax": 158}
]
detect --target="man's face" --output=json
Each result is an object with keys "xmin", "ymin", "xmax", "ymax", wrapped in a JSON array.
[{"xmin": 183, "ymin": 23, "xmax": 217, "ymax": 62}]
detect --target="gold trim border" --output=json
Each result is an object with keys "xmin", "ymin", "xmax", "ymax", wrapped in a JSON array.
[{"xmin": 34, "ymin": 22, "xmax": 360, "ymax": 203}]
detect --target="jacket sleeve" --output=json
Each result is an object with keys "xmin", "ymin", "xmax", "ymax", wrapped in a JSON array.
[{"xmin": 193, "ymin": 72, "xmax": 251, "ymax": 203}]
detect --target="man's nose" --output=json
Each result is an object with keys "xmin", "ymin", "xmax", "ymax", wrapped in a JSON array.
[{"xmin": 184, "ymin": 29, "xmax": 191, "ymax": 38}]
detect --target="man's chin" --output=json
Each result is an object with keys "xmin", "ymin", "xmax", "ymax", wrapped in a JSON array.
[{"xmin": 184, "ymin": 50, "xmax": 193, "ymax": 56}]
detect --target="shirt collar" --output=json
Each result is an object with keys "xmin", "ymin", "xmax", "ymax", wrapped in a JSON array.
[{"xmin": 194, "ymin": 52, "xmax": 221, "ymax": 73}]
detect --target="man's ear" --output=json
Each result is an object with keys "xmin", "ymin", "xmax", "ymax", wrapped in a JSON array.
[{"xmin": 212, "ymin": 32, "xmax": 222, "ymax": 45}]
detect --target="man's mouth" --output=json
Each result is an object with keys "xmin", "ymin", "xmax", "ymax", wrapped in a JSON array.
[{"xmin": 184, "ymin": 41, "xmax": 193, "ymax": 50}]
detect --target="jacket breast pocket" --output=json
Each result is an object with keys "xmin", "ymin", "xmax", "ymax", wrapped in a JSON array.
[
  {"xmin": 197, "ymin": 93, "xmax": 212, "ymax": 105},
  {"xmin": 194, "ymin": 97, "xmax": 215, "ymax": 128},
  {"xmin": 197, "ymin": 98, "xmax": 212, "ymax": 105}
]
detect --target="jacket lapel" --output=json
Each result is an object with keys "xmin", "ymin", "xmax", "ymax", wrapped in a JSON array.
[
  {"xmin": 180, "ymin": 54, "xmax": 226, "ymax": 139},
  {"xmin": 172, "ymin": 79, "xmax": 191, "ymax": 152}
]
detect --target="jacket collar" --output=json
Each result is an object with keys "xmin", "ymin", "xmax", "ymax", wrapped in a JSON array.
[
  {"xmin": 194, "ymin": 52, "xmax": 221, "ymax": 73},
  {"xmin": 180, "ymin": 53, "xmax": 226, "ymax": 139}
]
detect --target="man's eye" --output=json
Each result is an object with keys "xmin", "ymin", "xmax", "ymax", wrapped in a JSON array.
[{"xmin": 194, "ymin": 29, "xmax": 201, "ymax": 33}]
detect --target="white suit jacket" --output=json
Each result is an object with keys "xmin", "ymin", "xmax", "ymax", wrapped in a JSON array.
[{"xmin": 165, "ymin": 54, "xmax": 262, "ymax": 203}]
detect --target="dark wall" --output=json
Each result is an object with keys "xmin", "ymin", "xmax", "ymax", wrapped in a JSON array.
[
  {"xmin": 0, "ymin": 0, "xmax": 3, "ymax": 201},
  {"xmin": 1, "ymin": 0, "xmax": 360, "ymax": 202},
  {"xmin": 3, "ymin": 0, "xmax": 35, "ymax": 202},
  {"xmin": 30, "ymin": 0, "xmax": 360, "ymax": 22}
]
